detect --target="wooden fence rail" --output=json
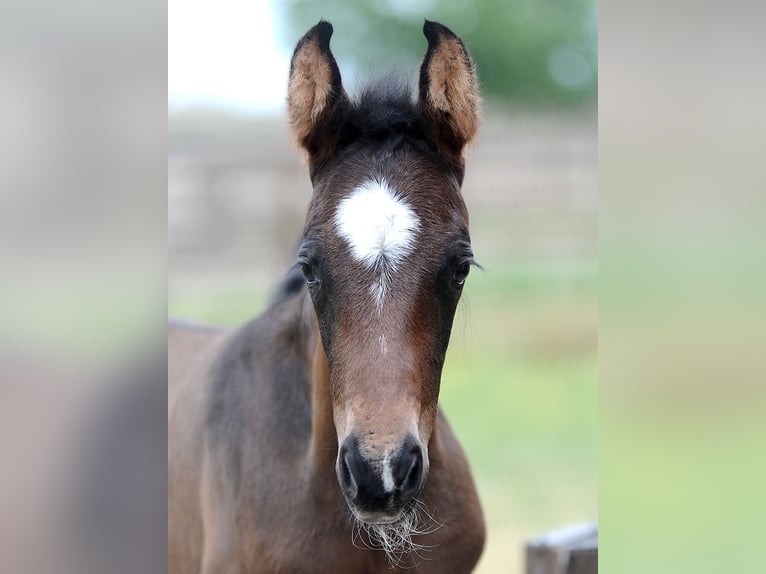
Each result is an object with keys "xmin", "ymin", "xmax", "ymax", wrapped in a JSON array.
[{"xmin": 525, "ymin": 522, "xmax": 597, "ymax": 574}]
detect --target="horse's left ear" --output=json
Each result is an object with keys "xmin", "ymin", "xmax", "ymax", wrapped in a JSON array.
[
  {"xmin": 418, "ymin": 20, "xmax": 480, "ymax": 157},
  {"xmin": 288, "ymin": 21, "xmax": 349, "ymax": 166}
]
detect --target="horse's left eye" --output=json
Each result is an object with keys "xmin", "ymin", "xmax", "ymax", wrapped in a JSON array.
[{"xmin": 453, "ymin": 262, "xmax": 471, "ymax": 286}]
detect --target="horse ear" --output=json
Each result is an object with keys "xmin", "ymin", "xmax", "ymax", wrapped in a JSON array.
[
  {"xmin": 287, "ymin": 21, "xmax": 348, "ymax": 163},
  {"xmin": 418, "ymin": 21, "xmax": 480, "ymax": 156}
]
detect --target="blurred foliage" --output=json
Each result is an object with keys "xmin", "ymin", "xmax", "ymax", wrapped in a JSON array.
[{"xmin": 275, "ymin": 0, "xmax": 597, "ymax": 107}]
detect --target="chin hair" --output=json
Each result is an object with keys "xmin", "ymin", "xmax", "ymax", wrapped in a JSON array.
[{"xmin": 349, "ymin": 499, "xmax": 443, "ymax": 568}]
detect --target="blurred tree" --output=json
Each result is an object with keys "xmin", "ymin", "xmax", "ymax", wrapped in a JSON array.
[{"xmin": 275, "ymin": 0, "xmax": 597, "ymax": 107}]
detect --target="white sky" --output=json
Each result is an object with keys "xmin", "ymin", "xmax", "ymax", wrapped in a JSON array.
[{"xmin": 168, "ymin": 0, "xmax": 289, "ymax": 115}]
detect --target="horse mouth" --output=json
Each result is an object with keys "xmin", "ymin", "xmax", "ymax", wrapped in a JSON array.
[{"xmin": 350, "ymin": 507, "xmax": 403, "ymax": 525}]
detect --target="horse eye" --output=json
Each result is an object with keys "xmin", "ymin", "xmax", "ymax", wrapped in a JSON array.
[
  {"xmin": 454, "ymin": 261, "xmax": 471, "ymax": 286},
  {"xmin": 300, "ymin": 262, "xmax": 320, "ymax": 286}
]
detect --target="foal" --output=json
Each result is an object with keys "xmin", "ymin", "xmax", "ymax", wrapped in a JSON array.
[{"xmin": 169, "ymin": 20, "xmax": 485, "ymax": 573}]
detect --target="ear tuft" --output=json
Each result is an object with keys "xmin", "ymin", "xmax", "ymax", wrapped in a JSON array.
[
  {"xmin": 287, "ymin": 21, "xmax": 347, "ymax": 159},
  {"xmin": 314, "ymin": 20, "xmax": 333, "ymax": 51},
  {"xmin": 419, "ymin": 21, "xmax": 481, "ymax": 156}
]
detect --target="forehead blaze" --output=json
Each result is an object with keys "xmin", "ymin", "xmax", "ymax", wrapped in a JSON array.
[
  {"xmin": 334, "ymin": 179, "xmax": 420, "ymax": 268},
  {"xmin": 333, "ymin": 179, "xmax": 420, "ymax": 304}
]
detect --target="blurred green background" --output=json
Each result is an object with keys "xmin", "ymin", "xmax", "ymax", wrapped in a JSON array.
[
  {"xmin": 277, "ymin": 0, "xmax": 597, "ymax": 106},
  {"xmin": 169, "ymin": 1, "xmax": 596, "ymax": 572}
]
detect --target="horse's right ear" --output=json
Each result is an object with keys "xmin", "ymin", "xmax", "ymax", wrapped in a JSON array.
[{"xmin": 287, "ymin": 21, "xmax": 348, "ymax": 165}]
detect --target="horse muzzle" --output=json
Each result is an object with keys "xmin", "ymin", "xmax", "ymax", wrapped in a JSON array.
[{"xmin": 336, "ymin": 433, "xmax": 426, "ymax": 522}]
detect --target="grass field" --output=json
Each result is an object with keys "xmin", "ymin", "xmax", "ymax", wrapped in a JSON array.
[{"xmin": 444, "ymin": 265, "xmax": 597, "ymax": 572}]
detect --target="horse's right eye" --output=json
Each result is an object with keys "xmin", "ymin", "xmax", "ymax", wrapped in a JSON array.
[{"xmin": 300, "ymin": 262, "xmax": 320, "ymax": 287}]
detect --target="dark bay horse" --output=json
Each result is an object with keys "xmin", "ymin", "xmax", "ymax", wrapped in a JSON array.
[{"xmin": 169, "ymin": 20, "xmax": 485, "ymax": 573}]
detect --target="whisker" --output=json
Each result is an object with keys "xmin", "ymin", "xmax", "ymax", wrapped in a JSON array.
[{"xmin": 347, "ymin": 499, "xmax": 442, "ymax": 567}]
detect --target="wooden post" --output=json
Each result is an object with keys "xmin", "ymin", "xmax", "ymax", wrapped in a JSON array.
[{"xmin": 525, "ymin": 522, "xmax": 597, "ymax": 574}]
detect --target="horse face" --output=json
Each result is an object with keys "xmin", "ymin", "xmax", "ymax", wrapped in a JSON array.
[
  {"xmin": 300, "ymin": 163, "xmax": 473, "ymax": 521},
  {"xmin": 288, "ymin": 20, "xmax": 479, "ymax": 523}
]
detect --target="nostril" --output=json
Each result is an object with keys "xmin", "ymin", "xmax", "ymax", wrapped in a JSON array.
[
  {"xmin": 400, "ymin": 447, "xmax": 422, "ymax": 494},
  {"xmin": 341, "ymin": 454, "xmax": 352, "ymax": 489},
  {"xmin": 338, "ymin": 444, "xmax": 359, "ymax": 500},
  {"xmin": 402, "ymin": 451, "xmax": 421, "ymax": 493},
  {"xmin": 340, "ymin": 452, "xmax": 354, "ymax": 486},
  {"xmin": 391, "ymin": 438, "xmax": 423, "ymax": 497}
]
